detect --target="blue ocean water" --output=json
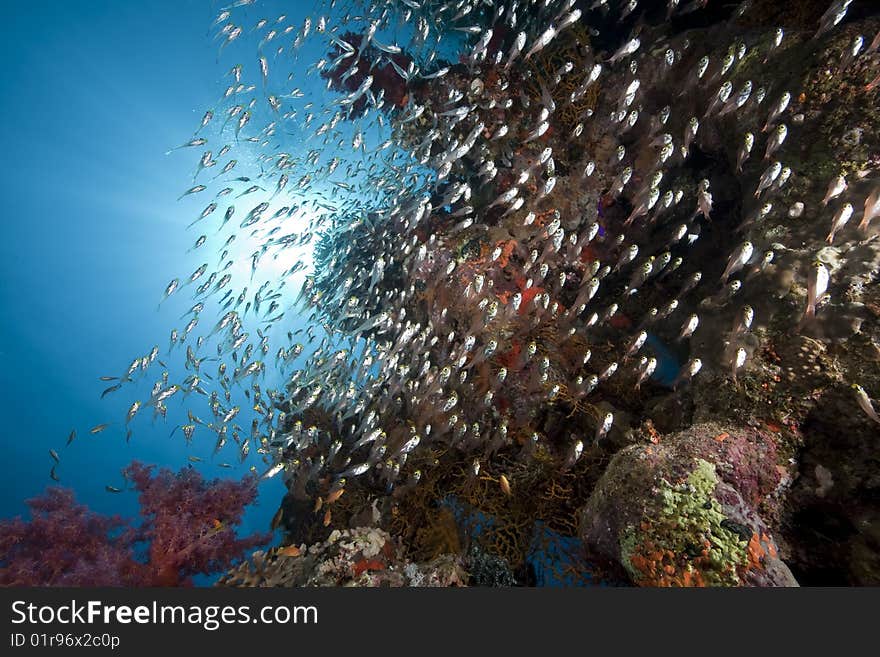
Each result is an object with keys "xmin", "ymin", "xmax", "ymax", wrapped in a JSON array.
[
  {"xmin": 0, "ymin": 1, "xmax": 318, "ymax": 558},
  {"xmin": 0, "ymin": 0, "xmax": 446, "ymax": 569}
]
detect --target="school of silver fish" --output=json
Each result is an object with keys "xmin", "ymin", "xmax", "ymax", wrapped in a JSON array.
[{"xmin": 56, "ymin": 0, "xmax": 880, "ymax": 501}]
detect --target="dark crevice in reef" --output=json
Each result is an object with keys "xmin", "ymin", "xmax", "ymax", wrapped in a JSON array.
[
  {"xmin": 786, "ymin": 504, "xmax": 858, "ymax": 586},
  {"xmin": 781, "ymin": 401, "xmax": 880, "ymax": 585}
]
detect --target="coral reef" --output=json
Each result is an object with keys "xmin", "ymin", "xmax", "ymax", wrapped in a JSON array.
[
  {"xmin": 218, "ymin": 527, "xmax": 467, "ymax": 587},
  {"xmin": 579, "ymin": 423, "xmax": 797, "ymax": 587},
  {"xmin": 150, "ymin": 1, "xmax": 880, "ymax": 587},
  {"xmin": 466, "ymin": 544, "xmax": 517, "ymax": 587},
  {"xmin": 276, "ymin": 6, "xmax": 880, "ymax": 584},
  {"xmin": 0, "ymin": 462, "xmax": 269, "ymax": 586},
  {"xmin": 320, "ymin": 31, "xmax": 422, "ymax": 115},
  {"xmin": 0, "ymin": 488, "xmax": 147, "ymax": 587},
  {"xmin": 122, "ymin": 462, "xmax": 271, "ymax": 586}
]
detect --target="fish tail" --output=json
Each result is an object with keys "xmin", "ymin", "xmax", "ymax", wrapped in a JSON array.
[{"xmin": 803, "ymin": 303, "xmax": 815, "ymax": 323}]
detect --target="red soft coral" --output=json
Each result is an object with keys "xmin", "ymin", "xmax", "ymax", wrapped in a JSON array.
[
  {"xmin": 123, "ymin": 461, "xmax": 271, "ymax": 586},
  {"xmin": 321, "ymin": 31, "xmax": 414, "ymax": 115},
  {"xmin": 0, "ymin": 463, "xmax": 270, "ymax": 587},
  {"xmin": 0, "ymin": 487, "xmax": 147, "ymax": 586}
]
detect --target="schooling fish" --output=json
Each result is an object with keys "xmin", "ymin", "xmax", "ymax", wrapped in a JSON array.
[
  {"xmin": 826, "ymin": 203, "xmax": 853, "ymax": 244},
  {"xmin": 158, "ymin": 279, "xmax": 180, "ymax": 310},
  {"xmin": 165, "ymin": 138, "xmax": 207, "ymax": 155},
  {"xmin": 803, "ymin": 261, "xmax": 830, "ymax": 321},
  {"xmin": 852, "ymin": 384, "xmax": 880, "ymax": 424},
  {"xmin": 822, "ymin": 174, "xmax": 847, "ymax": 207},
  {"xmin": 736, "ymin": 132, "xmax": 754, "ymax": 172},
  {"xmin": 524, "ymin": 26, "xmax": 557, "ymax": 61},
  {"xmin": 177, "ymin": 185, "xmax": 207, "ymax": 201},
  {"xmin": 860, "ymin": 186, "xmax": 880, "ymax": 231}
]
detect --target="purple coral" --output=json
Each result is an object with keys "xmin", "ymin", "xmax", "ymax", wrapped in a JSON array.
[
  {"xmin": 123, "ymin": 461, "xmax": 271, "ymax": 586},
  {"xmin": 0, "ymin": 462, "xmax": 270, "ymax": 587},
  {"xmin": 321, "ymin": 31, "xmax": 420, "ymax": 115},
  {"xmin": 0, "ymin": 487, "xmax": 147, "ymax": 586}
]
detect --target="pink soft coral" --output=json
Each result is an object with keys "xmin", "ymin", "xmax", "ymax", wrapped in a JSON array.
[
  {"xmin": 0, "ymin": 487, "xmax": 147, "ymax": 586},
  {"xmin": 0, "ymin": 462, "xmax": 270, "ymax": 587},
  {"xmin": 123, "ymin": 461, "xmax": 270, "ymax": 586}
]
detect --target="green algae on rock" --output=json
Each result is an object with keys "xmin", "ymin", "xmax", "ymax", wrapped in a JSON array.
[{"xmin": 580, "ymin": 424, "xmax": 797, "ymax": 587}]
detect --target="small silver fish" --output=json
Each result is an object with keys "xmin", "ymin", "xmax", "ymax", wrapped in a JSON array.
[
  {"xmin": 755, "ymin": 161, "xmax": 782, "ymax": 198},
  {"xmin": 764, "ymin": 124, "xmax": 787, "ymax": 160},
  {"xmin": 737, "ymin": 132, "xmax": 754, "ymax": 172},
  {"xmin": 859, "ymin": 186, "xmax": 880, "ymax": 231},
  {"xmin": 524, "ymin": 25, "xmax": 557, "ymax": 60},
  {"xmin": 826, "ymin": 202, "xmax": 853, "ymax": 244},
  {"xmin": 822, "ymin": 174, "xmax": 847, "ymax": 206},
  {"xmin": 763, "ymin": 91, "xmax": 790, "ymax": 132},
  {"xmin": 608, "ymin": 37, "xmax": 640, "ymax": 64},
  {"xmin": 803, "ymin": 261, "xmax": 830, "ymax": 321},
  {"xmin": 177, "ymin": 185, "xmax": 206, "ymax": 201},
  {"xmin": 731, "ymin": 347, "xmax": 748, "ymax": 382},
  {"xmin": 674, "ymin": 358, "xmax": 702, "ymax": 388},
  {"xmin": 635, "ymin": 358, "xmax": 657, "ymax": 390},
  {"xmin": 721, "ymin": 241, "xmax": 754, "ymax": 282},
  {"xmin": 594, "ymin": 412, "xmax": 613, "ymax": 443},
  {"xmin": 165, "ymin": 137, "xmax": 207, "ymax": 155},
  {"xmin": 852, "ymin": 384, "xmax": 880, "ymax": 424}
]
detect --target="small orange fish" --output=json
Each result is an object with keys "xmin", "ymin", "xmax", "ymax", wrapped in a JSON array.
[
  {"xmin": 323, "ymin": 509, "xmax": 332, "ymax": 526},
  {"xmin": 352, "ymin": 558, "xmax": 385, "ymax": 577},
  {"xmin": 270, "ymin": 507, "xmax": 284, "ymax": 531},
  {"xmin": 277, "ymin": 545, "xmax": 301, "ymax": 558},
  {"xmin": 313, "ymin": 497, "xmax": 323, "ymax": 513},
  {"xmin": 212, "ymin": 518, "xmax": 223, "ymax": 530},
  {"xmin": 499, "ymin": 474, "xmax": 512, "ymax": 496},
  {"xmin": 326, "ymin": 487, "xmax": 345, "ymax": 504}
]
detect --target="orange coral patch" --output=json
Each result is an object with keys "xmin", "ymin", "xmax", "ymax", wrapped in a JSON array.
[
  {"xmin": 498, "ymin": 340, "xmax": 521, "ymax": 369},
  {"xmin": 494, "ymin": 240, "xmax": 516, "ymax": 269},
  {"xmin": 745, "ymin": 532, "xmax": 778, "ymax": 569},
  {"xmin": 579, "ymin": 245, "xmax": 600, "ymax": 263},
  {"xmin": 519, "ymin": 286, "xmax": 542, "ymax": 315},
  {"xmin": 352, "ymin": 558, "xmax": 386, "ymax": 577}
]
